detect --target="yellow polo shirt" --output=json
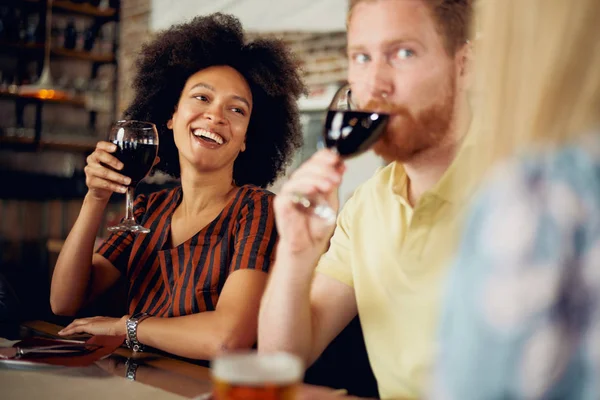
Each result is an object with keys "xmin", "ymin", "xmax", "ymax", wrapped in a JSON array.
[{"xmin": 316, "ymin": 148, "xmax": 472, "ymax": 399}]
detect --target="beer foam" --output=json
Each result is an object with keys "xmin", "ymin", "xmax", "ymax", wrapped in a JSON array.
[{"xmin": 211, "ymin": 352, "xmax": 304, "ymax": 385}]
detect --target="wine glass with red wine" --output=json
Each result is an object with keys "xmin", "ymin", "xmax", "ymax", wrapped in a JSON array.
[
  {"xmin": 291, "ymin": 83, "xmax": 390, "ymax": 224},
  {"xmin": 106, "ymin": 120, "xmax": 159, "ymax": 234}
]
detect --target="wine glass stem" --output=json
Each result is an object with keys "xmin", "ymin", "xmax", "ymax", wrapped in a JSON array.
[{"xmin": 124, "ymin": 186, "xmax": 135, "ymax": 223}]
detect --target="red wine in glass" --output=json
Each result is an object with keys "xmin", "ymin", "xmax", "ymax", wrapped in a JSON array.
[
  {"xmin": 106, "ymin": 120, "xmax": 159, "ymax": 234},
  {"xmin": 323, "ymin": 110, "xmax": 389, "ymax": 158},
  {"xmin": 111, "ymin": 140, "xmax": 158, "ymax": 187}
]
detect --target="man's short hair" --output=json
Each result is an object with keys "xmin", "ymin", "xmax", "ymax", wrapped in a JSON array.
[{"xmin": 348, "ymin": 0, "xmax": 473, "ymax": 54}]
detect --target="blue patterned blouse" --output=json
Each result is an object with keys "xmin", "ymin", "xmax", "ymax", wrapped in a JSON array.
[{"xmin": 433, "ymin": 134, "xmax": 600, "ymax": 400}]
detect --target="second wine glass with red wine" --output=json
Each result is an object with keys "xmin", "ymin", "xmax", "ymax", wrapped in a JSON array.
[
  {"xmin": 106, "ymin": 120, "xmax": 159, "ymax": 234},
  {"xmin": 291, "ymin": 83, "xmax": 390, "ymax": 224}
]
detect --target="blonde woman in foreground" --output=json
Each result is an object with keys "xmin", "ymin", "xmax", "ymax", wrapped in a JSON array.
[{"xmin": 434, "ymin": 0, "xmax": 600, "ymax": 399}]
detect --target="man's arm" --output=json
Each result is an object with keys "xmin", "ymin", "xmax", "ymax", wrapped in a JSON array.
[
  {"xmin": 307, "ymin": 273, "xmax": 358, "ymax": 365},
  {"xmin": 258, "ymin": 149, "xmax": 354, "ymax": 366},
  {"xmin": 259, "ymin": 246, "xmax": 358, "ymax": 366}
]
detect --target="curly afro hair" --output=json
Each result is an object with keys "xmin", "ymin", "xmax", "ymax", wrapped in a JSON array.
[{"xmin": 124, "ymin": 13, "xmax": 306, "ymax": 188}]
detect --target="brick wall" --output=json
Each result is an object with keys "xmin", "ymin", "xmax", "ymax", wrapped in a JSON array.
[
  {"xmin": 117, "ymin": 3, "xmax": 349, "ymax": 110},
  {"xmin": 247, "ymin": 31, "xmax": 348, "ymax": 89},
  {"xmin": 118, "ymin": 0, "xmax": 152, "ymax": 115}
]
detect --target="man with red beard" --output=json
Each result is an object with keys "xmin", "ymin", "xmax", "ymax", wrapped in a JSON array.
[{"xmin": 259, "ymin": 1, "xmax": 473, "ymax": 398}]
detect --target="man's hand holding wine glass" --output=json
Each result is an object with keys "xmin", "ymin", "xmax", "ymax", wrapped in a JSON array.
[
  {"xmin": 274, "ymin": 82, "xmax": 388, "ymax": 264},
  {"xmin": 274, "ymin": 149, "xmax": 345, "ymax": 261}
]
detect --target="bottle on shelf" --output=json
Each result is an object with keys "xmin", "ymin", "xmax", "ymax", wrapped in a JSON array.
[
  {"xmin": 72, "ymin": 76, "xmax": 88, "ymax": 96},
  {"xmin": 17, "ymin": 12, "xmax": 29, "ymax": 43},
  {"xmin": 25, "ymin": 14, "xmax": 41, "ymax": 44},
  {"xmin": 63, "ymin": 18, "xmax": 77, "ymax": 50},
  {"xmin": 75, "ymin": 20, "xmax": 85, "ymax": 51},
  {"xmin": 33, "ymin": 14, "xmax": 44, "ymax": 44},
  {"xmin": 52, "ymin": 18, "xmax": 65, "ymax": 49},
  {"xmin": 83, "ymin": 24, "xmax": 96, "ymax": 52},
  {"xmin": 97, "ymin": 0, "xmax": 111, "ymax": 11},
  {"xmin": 97, "ymin": 22, "xmax": 114, "ymax": 54},
  {"xmin": 0, "ymin": 6, "xmax": 7, "ymax": 41},
  {"xmin": 5, "ymin": 8, "xmax": 20, "ymax": 43}
]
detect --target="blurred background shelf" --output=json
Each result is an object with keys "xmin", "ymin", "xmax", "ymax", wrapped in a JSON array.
[
  {"xmin": 0, "ymin": 42, "xmax": 114, "ymax": 63},
  {"xmin": 3, "ymin": 0, "xmax": 43, "ymax": 7},
  {"xmin": 52, "ymin": 1, "xmax": 117, "ymax": 18},
  {"xmin": 0, "ymin": 41, "xmax": 45, "ymax": 52},
  {"xmin": 0, "ymin": 135, "xmax": 96, "ymax": 152},
  {"xmin": 51, "ymin": 47, "xmax": 114, "ymax": 63},
  {"xmin": 0, "ymin": 90, "xmax": 86, "ymax": 107}
]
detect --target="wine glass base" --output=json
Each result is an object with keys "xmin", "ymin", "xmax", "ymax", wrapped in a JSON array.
[
  {"xmin": 107, "ymin": 224, "xmax": 150, "ymax": 234},
  {"xmin": 290, "ymin": 193, "xmax": 337, "ymax": 226},
  {"xmin": 313, "ymin": 204, "xmax": 337, "ymax": 225}
]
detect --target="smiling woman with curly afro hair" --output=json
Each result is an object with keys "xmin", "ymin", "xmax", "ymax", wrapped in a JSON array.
[
  {"xmin": 50, "ymin": 13, "xmax": 308, "ymax": 360},
  {"xmin": 125, "ymin": 13, "xmax": 306, "ymax": 187}
]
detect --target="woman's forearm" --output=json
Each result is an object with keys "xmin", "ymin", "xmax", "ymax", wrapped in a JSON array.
[
  {"xmin": 136, "ymin": 311, "xmax": 257, "ymax": 360},
  {"xmin": 50, "ymin": 194, "xmax": 109, "ymax": 315}
]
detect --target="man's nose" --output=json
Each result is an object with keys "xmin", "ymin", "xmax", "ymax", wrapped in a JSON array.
[{"xmin": 358, "ymin": 59, "xmax": 394, "ymax": 107}]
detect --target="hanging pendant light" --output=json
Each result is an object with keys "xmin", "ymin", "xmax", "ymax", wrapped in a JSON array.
[{"xmin": 20, "ymin": 0, "xmax": 68, "ymax": 100}]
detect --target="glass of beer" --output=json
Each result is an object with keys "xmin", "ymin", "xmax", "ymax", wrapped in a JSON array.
[{"xmin": 211, "ymin": 352, "xmax": 304, "ymax": 400}]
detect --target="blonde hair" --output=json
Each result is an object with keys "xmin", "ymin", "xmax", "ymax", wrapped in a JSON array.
[{"xmin": 471, "ymin": 0, "xmax": 600, "ymax": 169}]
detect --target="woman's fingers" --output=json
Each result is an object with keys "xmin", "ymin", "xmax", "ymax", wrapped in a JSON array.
[
  {"xmin": 84, "ymin": 142, "xmax": 131, "ymax": 195},
  {"xmin": 96, "ymin": 141, "xmax": 117, "ymax": 153},
  {"xmin": 87, "ymin": 149, "xmax": 123, "ymax": 172},
  {"xmin": 85, "ymin": 164, "xmax": 130, "ymax": 186},
  {"xmin": 85, "ymin": 174, "xmax": 128, "ymax": 194}
]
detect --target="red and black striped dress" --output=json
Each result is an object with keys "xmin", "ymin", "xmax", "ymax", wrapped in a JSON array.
[{"xmin": 96, "ymin": 185, "xmax": 277, "ymax": 317}]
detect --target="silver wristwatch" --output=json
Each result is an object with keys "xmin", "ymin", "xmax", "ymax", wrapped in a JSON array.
[{"xmin": 125, "ymin": 312, "xmax": 151, "ymax": 352}]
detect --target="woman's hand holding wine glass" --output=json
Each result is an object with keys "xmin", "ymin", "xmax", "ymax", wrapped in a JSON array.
[
  {"xmin": 105, "ymin": 121, "xmax": 158, "ymax": 233},
  {"xmin": 84, "ymin": 141, "xmax": 130, "ymax": 202},
  {"xmin": 83, "ymin": 120, "xmax": 159, "ymax": 233}
]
